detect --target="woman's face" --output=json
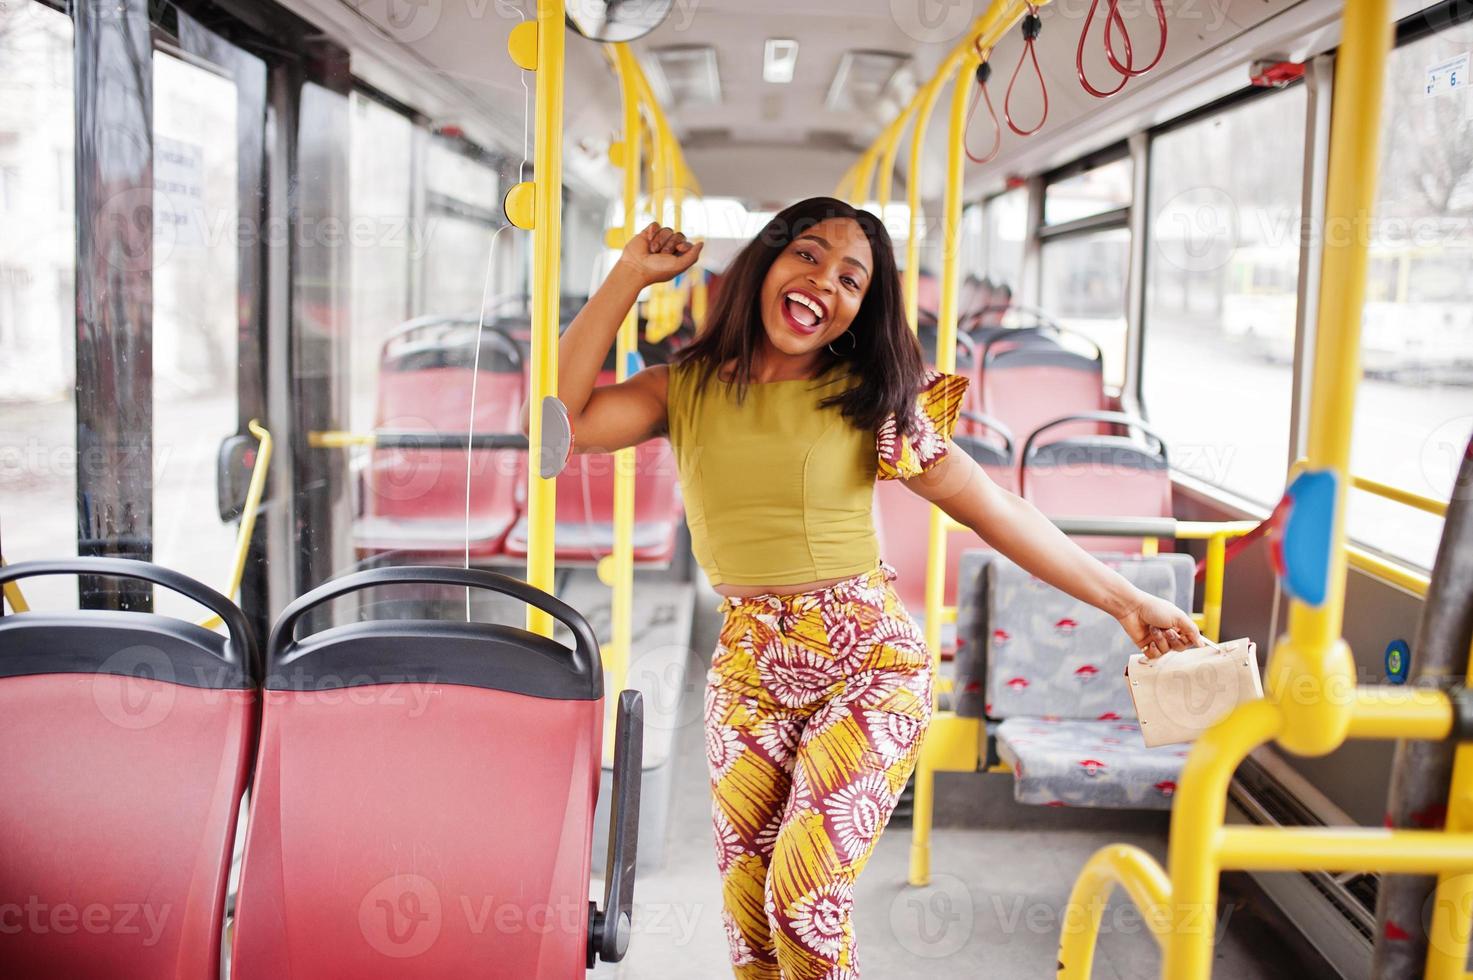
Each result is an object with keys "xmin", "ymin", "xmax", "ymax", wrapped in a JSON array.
[{"xmin": 758, "ymin": 216, "xmax": 873, "ymax": 360}]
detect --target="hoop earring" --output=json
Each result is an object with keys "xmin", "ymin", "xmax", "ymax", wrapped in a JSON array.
[{"xmin": 827, "ymin": 331, "xmax": 857, "ymax": 357}]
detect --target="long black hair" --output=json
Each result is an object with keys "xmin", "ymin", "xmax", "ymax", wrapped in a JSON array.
[{"xmin": 674, "ymin": 196, "xmax": 926, "ymax": 435}]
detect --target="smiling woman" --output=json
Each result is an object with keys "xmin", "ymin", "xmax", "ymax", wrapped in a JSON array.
[{"xmin": 545, "ymin": 195, "xmax": 1200, "ymax": 979}]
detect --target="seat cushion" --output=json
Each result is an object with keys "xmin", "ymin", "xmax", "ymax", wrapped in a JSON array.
[
  {"xmin": 994, "ymin": 717, "xmax": 1189, "ymax": 810},
  {"xmin": 983, "ymin": 554, "xmax": 1195, "ymax": 721}
]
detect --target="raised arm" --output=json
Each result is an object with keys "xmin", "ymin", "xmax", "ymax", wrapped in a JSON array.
[
  {"xmin": 903, "ymin": 446, "xmax": 1202, "ymax": 657},
  {"xmin": 521, "ymin": 223, "xmax": 702, "ymax": 453}
]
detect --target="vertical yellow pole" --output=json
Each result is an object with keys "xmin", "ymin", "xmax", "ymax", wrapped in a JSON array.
[
  {"xmin": 524, "ymin": 0, "xmax": 565, "ymax": 636},
  {"xmin": 1265, "ymin": 0, "xmax": 1392, "ymax": 758},
  {"xmin": 1163, "ymin": 0, "xmax": 1392, "ymax": 974},
  {"xmin": 606, "ymin": 44, "xmax": 641, "ymax": 713},
  {"xmin": 1202, "ymin": 533, "xmax": 1226, "ymax": 643},
  {"xmin": 852, "ymin": 149, "xmax": 878, "ymax": 207},
  {"xmin": 876, "ymin": 107, "xmax": 912, "ymax": 210},
  {"xmin": 910, "ymin": 55, "xmax": 975, "ymax": 889},
  {"xmin": 904, "ymin": 76, "xmax": 947, "ymax": 333}
]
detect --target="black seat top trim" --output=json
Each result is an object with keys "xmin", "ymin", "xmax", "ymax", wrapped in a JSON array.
[
  {"xmin": 0, "ymin": 612, "xmax": 252, "ymax": 690},
  {"xmin": 267, "ymin": 619, "xmax": 601, "ymax": 700}
]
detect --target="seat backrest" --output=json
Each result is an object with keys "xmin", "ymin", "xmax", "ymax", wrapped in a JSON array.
[
  {"xmin": 0, "ymin": 559, "xmax": 257, "ymax": 980},
  {"xmin": 231, "ymin": 567, "xmax": 604, "ymax": 980},
  {"xmin": 956, "ymin": 553, "xmax": 1194, "ymax": 721},
  {"xmin": 361, "ymin": 326, "xmax": 526, "ymax": 556},
  {"xmin": 981, "ymin": 344, "xmax": 1106, "ymax": 446},
  {"xmin": 1020, "ymin": 418, "xmax": 1172, "ymax": 552}
]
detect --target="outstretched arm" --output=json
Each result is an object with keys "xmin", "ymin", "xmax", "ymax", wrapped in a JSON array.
[
  {"xmin": 903, "ymin": 447, "xmax": 1202, "ymax": 657},
  {"xmin": 520, "ymin": 223, "xmax": 702, "ymax": 453}
]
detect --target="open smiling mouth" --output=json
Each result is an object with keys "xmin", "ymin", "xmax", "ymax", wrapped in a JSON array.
[{"xmin": 780, "ymin": 290, "xmax": 828, "ymax": 335}]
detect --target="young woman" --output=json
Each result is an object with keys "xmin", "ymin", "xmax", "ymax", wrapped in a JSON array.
[{"xmin": 546, "ymin": 197, "xmax": 1199, "ymax": 979}]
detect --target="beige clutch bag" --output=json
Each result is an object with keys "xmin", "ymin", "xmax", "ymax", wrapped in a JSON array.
[{"xmin": 1126, "ymin": 638, "xmax": 1263, "ymax": 747}]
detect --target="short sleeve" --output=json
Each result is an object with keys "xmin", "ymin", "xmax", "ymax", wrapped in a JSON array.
[{"xmin": 876, "ymin": 370, "xmax": 970, "ymax": 480}]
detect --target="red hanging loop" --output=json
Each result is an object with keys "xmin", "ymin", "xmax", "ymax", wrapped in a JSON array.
[
  {"xmin": 1077, "ymin": 0, "xmax": 1133, "ymax": 98},
  {"xmin": 1106, "ymin": 0, "xmax": 1168, "ymax": 77},
  {"xmin": 965, "ymin": 43, "xmax": 1003, "ymax": 165},
  {"xmin": 1005, "ymin": 6, "xmax": 1049, "ymax": 137}
]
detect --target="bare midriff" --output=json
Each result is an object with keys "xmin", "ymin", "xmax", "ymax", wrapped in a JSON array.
[{"xmin": 712, "ymin": 574, "xmax": 855, "ymax": 599}]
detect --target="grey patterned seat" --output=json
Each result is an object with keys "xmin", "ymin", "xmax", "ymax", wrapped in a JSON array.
[{"xmin": 953, "ymin": 551, "xmax": 1196, "ymax": 810}]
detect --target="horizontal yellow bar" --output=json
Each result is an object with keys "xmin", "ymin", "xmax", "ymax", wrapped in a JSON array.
[
  {"xmin": 1292, "ymin": 456, "xmax": 1449, "ymax": 517},
  {"xmin": 1218, "ymin": 828, "xmax": 1473, "ymax": 873},
  {"xmin": 1346, "ymin": 544, "xmax": 1429, "ymax": 596},
  {"xmin": 1347, "ymin": 686, "xmax": 1452, "ymax": 740},
  {"xmin": 308, "ymin": 431, "xmax": 374, "ymax": 449},
  {"xmin": 1172, "ymin": 521, "xmax": 1261, "ymax": 539}
]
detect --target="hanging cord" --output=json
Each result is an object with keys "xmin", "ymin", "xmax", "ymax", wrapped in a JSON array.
[
  {"xmin": 464, "ymin": 0, "xmax": 532, "ymax": 621},
  {"xmin": 1106, "ymin": 0, "xmax": 1168, "ymax": 77},
  {"xmin": 965, "ymin": 42, "xmax": 1003, "ymax": 165},
  {"xmin": 1077, "ymin": 0, "xmax": 1133, "ymax": 98},
  {"xmin": 1005, "ymin": 6, "xmax": 1049, "ymax": 137}
]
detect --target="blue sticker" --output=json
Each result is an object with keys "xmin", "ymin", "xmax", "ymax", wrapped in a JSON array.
[
  {"xmin": 1385, "ymin": 639, "xmax": 1410, "ymax": 685},
  {"xmin": 1280, "ymin": 469, "xmax": 1337, "ymax": 606},
  {"xmin": 625, "ymin": 350, "xmax": 645, "ymax": 376}
]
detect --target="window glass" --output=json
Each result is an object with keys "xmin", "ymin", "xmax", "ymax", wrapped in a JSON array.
[
  {"xmin": 1348, "ymin": 27, "xmax": 1473, "ymax": 568},
  {"xmin": 349, "ymin": 93, "xmax": 413, "ymax": 436},
  {"xmin": 0, "ymin": 0, "xmax": 76, "ymax": 609},
  {"xmin": 150, "ymin": 51, "xmax": 239, "ymax": 618},
  {"xmin": 981, "ymin": 187, "xmax": 1027, "ymax": 303},
  {"xmin": 1044, "ymin": 156, "xmax": 1131, "ymax": 225},
  {"xmin": 1144, "ymin": 87, "xmax": 1306, "ymax": 505},
  {"xmin": 1040, "ymin": 227, "xmax": 1130, "ymax": 388}
]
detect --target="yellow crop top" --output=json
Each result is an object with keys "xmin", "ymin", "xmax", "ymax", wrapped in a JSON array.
[{"xmin": 664, "ymin": 362, "xmax": 968, "ymax": 586}]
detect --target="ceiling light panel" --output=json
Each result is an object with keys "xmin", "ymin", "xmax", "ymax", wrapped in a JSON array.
[
  {"xmin": 649, "ymin": 45, "xmax": 722, "ymax": 108},
  {"xmin": 825, "ymin": 50, "xmax": 910, "ymax": 112},
  {"xmin": 763, "ymin": 39, "xmax": 799, "ymax": 84}
]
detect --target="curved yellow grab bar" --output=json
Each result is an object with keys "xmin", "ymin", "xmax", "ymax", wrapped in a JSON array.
[
  {"xmin": 1057, "ymin": 845, "xmax": 1173, "ymax": 979},
  {"xmin": 200, "ymin": 420, "xmax": 272, "ymax": 630}
]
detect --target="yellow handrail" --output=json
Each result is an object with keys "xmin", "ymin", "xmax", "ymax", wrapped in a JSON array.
[
  {"xmin": 1059, "ymin": 2, "xmax": 1440, "ymax": 977},
  {"xmin": 1, "ymin": 558, "xmax": 30, "ymax": 613},
  {"xmin": 520, "ymin": 0, "xmax": 567, "ymax": 637},
  {"xmin": 200, "ymin": 420, "xmax": 272, "ymax": 631},
  {"xmin": 1288, "ymin": 455, "xmax": 1440, "ymax": 594},
  {"xmin": 896, "ymin": 0, "xmax": 1054, "ymax": 889}
]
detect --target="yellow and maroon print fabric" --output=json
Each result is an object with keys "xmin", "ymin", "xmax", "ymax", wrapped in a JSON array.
[
  {"xmin": 704, "ymin": 563, "xmax": 933, "ymax": 979},
  {"xmin": 875, "ymin": 370, "xmax": 969, "ymax": 481}
]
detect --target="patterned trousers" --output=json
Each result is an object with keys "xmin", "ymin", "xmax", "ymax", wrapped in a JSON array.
[{"xmin": 704, "ymin": 563, "xmax": 934, "ymax": 980}]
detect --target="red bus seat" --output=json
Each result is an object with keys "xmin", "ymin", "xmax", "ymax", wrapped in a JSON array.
[
  {"xmin": 875, "ymin": 412, "xmax": 1016, "ymax": 617},
  {"xmin": 231, "ymin": 566, "xmax": 642, "ymax": 979},
  {"xmin": 0, "ymin": 559, "xmax": 257, "ymax": 980},
  {"xmin": 503, "ymin": 367, "xmax": 683, "ymax": 565},
  {"xmin": 356, "ymin": 321, "xmax": 527, "ymax": 559},
  {"xmin": 1020, "ymin": 412, "xmax": 1173, "ymax": 553},
  {"xmin": 980, "ymin": 341, "xmax": 1107, "ymax": 451}
]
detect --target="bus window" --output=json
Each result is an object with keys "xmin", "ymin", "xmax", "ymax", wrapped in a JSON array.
[
  {"xmin": 1349, "ymin": 24, "xmax": 1473, "ymax": 568},
  {"xmin": 348, "ymin": 93, "xmax": 414, "ymax": 438},
  {"xmin": 0, "ymin": 0, "xmax": 76, "ymax": 609},
  {"xmin": 150, "ymin": 50, "xmax": 240, "ymax": 619},
  {"xmin": 1144, "ymin": 87, "xmax": 1307, "ymax": 505},
  {"xmin": 1044, "ymin": 156, "xmax": 1131, "ymax": 225},
  {"xmin": 1040, "ymin": 226, "xmax": 1130, "ymax": 389},
  {"xmin": 982, "ymin": 187, "xmax": 1027, "ymax": 305}
]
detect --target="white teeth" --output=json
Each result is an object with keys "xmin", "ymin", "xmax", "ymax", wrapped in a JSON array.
[{"xmin": 785, "ymin": 292, "xmax": 824, "ymax": 321}]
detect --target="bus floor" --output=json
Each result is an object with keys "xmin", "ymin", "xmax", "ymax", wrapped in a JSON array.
[{"xmin": 591, "ymin": 591, "xmax": 1335, "ymax": 979}]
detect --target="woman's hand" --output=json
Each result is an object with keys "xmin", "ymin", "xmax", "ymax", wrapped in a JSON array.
[
  {"xmin": 617, "ymin": 222, "xmax": 703, "ymax": 286},
  {"xmin": 1117, "ymin": 589, "xmax": 1203, "ymax": 659}
]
